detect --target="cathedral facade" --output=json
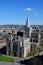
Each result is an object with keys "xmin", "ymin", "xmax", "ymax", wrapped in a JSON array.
[{"xmin": 6, "ymin": 17, "xmax": 32, "ymax": 58}]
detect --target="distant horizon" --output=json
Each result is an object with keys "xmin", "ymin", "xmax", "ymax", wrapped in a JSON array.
[{"xmin": 0, "ymin": 21, "xmax": 43, "ymax": 25}]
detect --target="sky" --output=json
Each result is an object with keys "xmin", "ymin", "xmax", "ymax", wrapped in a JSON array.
[{"xmin": 0, "ymin": 0, "xmax": 43, "ymax": 25}]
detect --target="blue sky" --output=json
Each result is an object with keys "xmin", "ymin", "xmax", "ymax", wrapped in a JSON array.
[{"xmin": 0, "ymin": 0, "xmax": 43, "ymax": 25}]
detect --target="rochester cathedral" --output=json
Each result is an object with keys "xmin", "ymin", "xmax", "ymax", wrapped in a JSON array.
[{"xmin": 0, "ymin": 17, "xmax": 43, "ymax": 58}]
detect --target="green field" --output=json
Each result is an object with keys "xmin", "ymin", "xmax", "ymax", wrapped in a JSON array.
[{"xmin": 0, "ymin": 55, "xmax": 14, "ymax": 62}]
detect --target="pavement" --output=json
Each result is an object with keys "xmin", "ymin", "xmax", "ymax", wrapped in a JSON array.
[
  {"xmin": 0, "ymin": 61, "xmax": 13, "ymax": 65},
  {"xmin": 14, "ymin": 57, "xmax": 25, "ymax": 65}
]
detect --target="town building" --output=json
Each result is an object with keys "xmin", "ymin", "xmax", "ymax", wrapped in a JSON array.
[{"xmin": 0, "ymin": 18, "xmax": 43, "ymax": 58}]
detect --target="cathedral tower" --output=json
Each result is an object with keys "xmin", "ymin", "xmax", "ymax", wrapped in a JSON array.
[
  {"xmin": 25, "ymin": 17, "xmax": 30, "ymax": 28},
  {"xmin": 24, "ymin": 17, "xmax": 31, "ymax": 38}
]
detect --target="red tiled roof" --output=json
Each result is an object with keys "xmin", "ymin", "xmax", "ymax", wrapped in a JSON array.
[{"xmin": 0, "ymin": 39, "xmax": 6, "ymax": 44}]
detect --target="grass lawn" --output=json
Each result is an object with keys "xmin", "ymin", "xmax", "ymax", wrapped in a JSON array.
[
  {"xmin": 27, "ymin": 52, "xmax": 37, "ymax": 57},
  {"xmin": 0, "ymin": 55, "xmax": 14, "ymax": 62}
]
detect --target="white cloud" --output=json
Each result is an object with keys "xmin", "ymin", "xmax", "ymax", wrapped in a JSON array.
[
  {"xmin": 25, "ymin": 8, "xmax": 33, "ymax": 11},
  {"xmin": 35, "ymin": 13, "xmax": 39, "ymax": 16}
]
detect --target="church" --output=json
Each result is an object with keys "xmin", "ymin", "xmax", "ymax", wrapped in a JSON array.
[
  {"xmin": 0, "ymin": 17, "xmax": 43, "ymax": 58},
  {"xmin": 6, "ymin": 17, "xmax": 32, "ymax": 58}
]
